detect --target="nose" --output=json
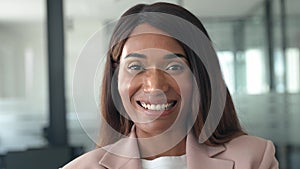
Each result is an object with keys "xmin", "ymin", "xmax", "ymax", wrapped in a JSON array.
[{"xmin": 143, "ymin": 69, "xmax": 169, "ymax": 93}]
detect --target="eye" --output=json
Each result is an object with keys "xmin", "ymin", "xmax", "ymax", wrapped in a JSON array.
[
  {"xmin": 127, "ymin": 62, "xmax": 145, "ymax": 71},
  {"xmin": 166, "ymin": 64, "xmax": 184, "ymax": 71}
]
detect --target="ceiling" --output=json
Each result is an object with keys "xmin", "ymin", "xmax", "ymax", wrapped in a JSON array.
[{"xmin": 0, "ymin": 0, "xmax": 299, "ymax": 22}]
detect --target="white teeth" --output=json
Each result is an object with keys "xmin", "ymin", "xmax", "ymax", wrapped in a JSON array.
[
  {"xmin": 150, "ymin": 104, "xmax": 155, "ymax": 110},
  {"xmin": 155, "ymin": 105, "xmax": 161, "ymax": 110},
  {"xmin": 139, "ymin": 102, "xmax": 175, "ymax": 111}
]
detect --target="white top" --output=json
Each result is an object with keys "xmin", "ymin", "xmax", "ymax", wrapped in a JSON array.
[{"xmin": 141, "ymin": 154, "xmax": 187, "ymax": 169}]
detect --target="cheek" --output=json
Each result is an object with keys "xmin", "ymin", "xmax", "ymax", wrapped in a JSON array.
[
  {"xmin": 117, "ymin": 69, "xmax": 130, "ymax": 104},
  {"xmin": 173, "ymin": 73, "xmax": 193, "ymax": 98},
  {"xmin": 117, "ymin": 72, "xmax": 134, "ymax": 119},
  {"xmin": 128, "ymin": 77, "xmax": 142, "ymax": 97},
  {"xmin": 173, "ymin": 73, "xmax": 194, "ymax": 116},
  {"xmin": 117, "ymin": 71, "xmax": 141, "ymax": 102},
  {"xmin": 117, "ymin": 73, "xmax": 145, "ymax": 122}
]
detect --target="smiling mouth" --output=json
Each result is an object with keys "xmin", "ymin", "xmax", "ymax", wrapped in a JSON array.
[{"xmin": 137, "ymin": 101, "xmax": 177, "ymax": 111}]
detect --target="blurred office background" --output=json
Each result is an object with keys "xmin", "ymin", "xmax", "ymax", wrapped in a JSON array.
[{"xmin": 0, "ymin": 0, "xmax": 299, "ymax": 168}]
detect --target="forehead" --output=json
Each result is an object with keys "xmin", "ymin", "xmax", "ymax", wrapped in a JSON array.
[{"xmin": 120, "ymin": 24, "xmax": 185, "ymax": 60}]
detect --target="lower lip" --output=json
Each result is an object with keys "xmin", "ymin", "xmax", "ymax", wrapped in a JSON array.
[{"xmin": 137, "ymin": 103, "xmax": 177, "ymax": 117}]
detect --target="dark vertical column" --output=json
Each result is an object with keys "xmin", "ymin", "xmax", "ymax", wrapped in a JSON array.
[
  {"xmin": 280, "ymin": 0, "xmax": 287, "ymax": 92},
  {"xmin": 46, "ymin": 0, "xmax": 68, "ymax": 146},
  {"xmin": 265, "ymin": 0, "xmax": 275, "ymax": 91},
  {"xmin": 280, "ymin": 0, "xmax": 290, "ymax": 169},
  {"xmin": 233, "ymin": 20, "xmax": 246, "ymax": 93}
]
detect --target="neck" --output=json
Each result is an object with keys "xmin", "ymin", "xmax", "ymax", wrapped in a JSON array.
[
  {"xmin": 143, "ymin": 138, "xmax": 186, "ymax": 160},
  {"xmin": 136, "ymin": 129, "xmax": 187, "ymax": 160}
]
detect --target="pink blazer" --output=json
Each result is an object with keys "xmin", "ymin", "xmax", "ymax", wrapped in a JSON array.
[{"xmin": 61, "ymin": 132, "xmax": 279, "ymax": 169}]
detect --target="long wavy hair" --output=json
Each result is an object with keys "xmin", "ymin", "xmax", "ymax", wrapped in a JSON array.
[{"xmin": 98, "ymin": 2, "xmax": 246, "ymax": 147}]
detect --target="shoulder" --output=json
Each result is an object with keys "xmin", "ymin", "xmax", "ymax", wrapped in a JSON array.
[
  {"xmin": 219, "ymin": 135, "xmax": 278, "ymax": 169},
  {"xmin": 225, "ymin": 135, "xmax": 272, "ymax": 152},
  {"xmin": 60, "ymin": 147, "xmax": 107, "ymax": 169}
]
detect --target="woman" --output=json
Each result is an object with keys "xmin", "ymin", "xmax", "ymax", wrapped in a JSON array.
[{"xmin": 62, "ymin": 2, "xmax": 278, "ymax": 169}]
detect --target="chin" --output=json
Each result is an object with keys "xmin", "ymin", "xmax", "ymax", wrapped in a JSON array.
[{"xmin": 135, "ymin": 118, "xmax": 177, "ymax": 137}]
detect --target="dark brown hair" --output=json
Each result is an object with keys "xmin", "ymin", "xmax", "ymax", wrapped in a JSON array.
[{"xmin": 98, "ymin": 2, "xmax": 246, "ymax": 147}]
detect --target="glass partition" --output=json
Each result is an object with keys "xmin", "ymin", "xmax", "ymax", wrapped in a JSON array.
[{"xmin": 0, "ymin": 0, "xmax": 48, "ymax": 153}]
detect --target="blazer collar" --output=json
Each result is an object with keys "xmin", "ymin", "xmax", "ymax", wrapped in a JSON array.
[
  {"xmin": 99, "ymin": 130, "xmax": 141, "ymax": 169},
  {"xmin": 99, "ymin": 129, "xmax": 234, "ymax": 169},
  {"xmin": 186, "ymin": 133, "xmax": 234, "ymax": 169}
]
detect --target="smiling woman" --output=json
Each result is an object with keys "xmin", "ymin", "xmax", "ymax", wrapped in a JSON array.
[
  {"xmin": 62, "ymin": 2, "xmax": 279, "ymax": 169},
  {"xmin": 118, "ymin": 29, "xmax": 192, "ymax": 140}
]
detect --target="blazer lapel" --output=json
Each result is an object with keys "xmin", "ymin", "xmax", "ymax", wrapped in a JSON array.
[
  {"xmin": 186, "ymin": 133, "xmax": 234, "ymax": 169},
  {"xmin": 99, "ymin": 129, "xmax": 234, "ymax": 169},
  {"xmin": 99, "ymin": 131, "xmax": 141, "ymax": 169}
]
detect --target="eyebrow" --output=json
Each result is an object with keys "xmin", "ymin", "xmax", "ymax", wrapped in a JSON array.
[
  {"xmin": 124, "ymin": 53, "xmax": 146, "ymax": 59},
  {"xmin": 124, "ymin": 53, "xmax": 186, "ymax": 59},
  {"xmin": 163, "ymin": 53, "xmax": 186, "ymax": 59}
]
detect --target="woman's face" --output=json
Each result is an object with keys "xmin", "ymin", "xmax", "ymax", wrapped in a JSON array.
[{"xmin": 117, "ymin": 23, "xmax": 193, "ymax": 137}]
